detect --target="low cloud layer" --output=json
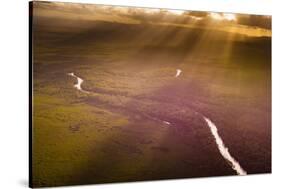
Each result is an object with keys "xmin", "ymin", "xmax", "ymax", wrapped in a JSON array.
[{"xmin": 33, "ymin": 2, "xmax": 271, "ymax": 33}]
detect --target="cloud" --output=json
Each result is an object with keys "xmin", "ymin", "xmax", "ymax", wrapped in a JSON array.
[
  {"xmin": 236, "ymin": 15, "xmax": 271, "ymax": 29},
  {"xmin": 33, "ymin": 1, "xmax": 271, "ymax": 32}
]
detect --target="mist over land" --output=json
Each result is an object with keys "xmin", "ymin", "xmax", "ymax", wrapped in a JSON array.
[{"xmin": 32, "ymin": 2, "xmax": 271, "ymax": 187}]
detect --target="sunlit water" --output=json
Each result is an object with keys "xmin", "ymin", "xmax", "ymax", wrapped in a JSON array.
[
  {"xmin": 203, "ymin": 116, "xmax": 247, "ymax": 175},
  {"xmin": 175, "ymin": 69, "xmax": 182, "ymax": 77},
  {"xmin": 68, "ymin": 72, "xmax": 90, "ymax": 94},
  {"xmin": 163, "ymin": 121, "xmax": 171, "ymax": 125}
]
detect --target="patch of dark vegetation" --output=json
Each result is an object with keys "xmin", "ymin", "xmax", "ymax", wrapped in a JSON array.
[
  {"xmin": 151, "ymin": 146, "xmax": 170, "ymax": 153},
  {"xmin": 69, "ymin": 124, "xmax": 80, "ymax": 132},
  {"xmin": 139, "ymin": 139, "xmax": 153, "ymax": 145},
  {"xmin": 111, "ymin": 140, "xmax": 143, "ymax": 155}
]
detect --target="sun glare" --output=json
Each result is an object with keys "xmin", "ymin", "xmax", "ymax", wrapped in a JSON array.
[
  {"xmin": 210, "ymin": 12, "xmax": 236, "ymax": 21},
  {"xmin": 190, "ymin": 16, "xmax": 203, "ymax": 21},
  {"xmin": 167, "ymin": 9, "xmax": 185, "ymax": 15},
  {"xmin": 144, "ymin": 8, "xmax": 160, "ymax": 14},
  {"xmin": 223, "ymin": 13, "xmax": 236, "ymax": 21}
]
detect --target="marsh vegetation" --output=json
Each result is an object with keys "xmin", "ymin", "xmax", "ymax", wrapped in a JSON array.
[{"xmin": 31, "ymin": 2, "xmax": 271, "ymax": 187}]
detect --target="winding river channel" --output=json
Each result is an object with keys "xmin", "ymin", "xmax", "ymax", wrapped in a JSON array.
[
  {"xmin": 68, "ymin": 72, "xmax": 90, "ymax": 94},
  {"xmin": 67, "ymin": 71, "xmax": 247, "ymax": 175},
  {"xmin": 175, "ymin": 69, "xmax": 182, "ymax": 77},
  {"xmin": 203, "ymin": 117, "xmax": 247, "ymax": 175}
]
